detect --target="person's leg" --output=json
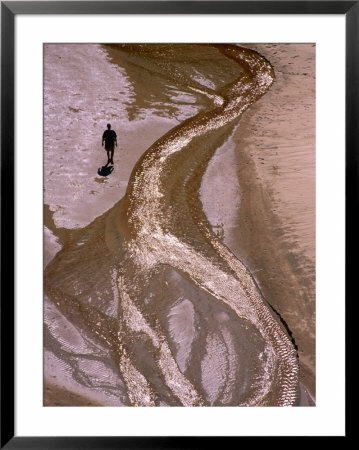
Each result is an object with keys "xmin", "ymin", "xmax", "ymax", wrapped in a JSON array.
[
  {"xmin": 106, "ymin": 150, "xmax": 110, "ymax": 165},
  {"xmin": 110, "ymin": 149, "xmax": 114, "ymax": 164}
]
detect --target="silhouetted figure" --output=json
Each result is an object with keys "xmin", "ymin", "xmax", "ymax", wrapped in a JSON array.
[{"xmin": 102, "ymin": 123, "xmax": 117, "ymax": 165}]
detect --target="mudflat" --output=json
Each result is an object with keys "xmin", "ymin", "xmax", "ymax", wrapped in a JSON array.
[{"xmin": 44, "ymin": 44, "xmax": 315, "ymax": 406}]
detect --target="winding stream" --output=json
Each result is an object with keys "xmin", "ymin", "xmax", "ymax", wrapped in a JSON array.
[{"xmin": 44, "ymin": 44, "xmax": 299, "ymax": 406}]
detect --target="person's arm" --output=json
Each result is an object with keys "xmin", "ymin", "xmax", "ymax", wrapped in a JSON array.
[
  {"xmin": 115, "ymin": 132, "xmax": 117, "ymax": 147},
  {"xmin": 102, "ymin": 132, "xmax": 105, "ymax": 146}
]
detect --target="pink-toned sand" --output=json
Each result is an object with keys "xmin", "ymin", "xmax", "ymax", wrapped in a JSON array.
[{"xmin": 231, "ymin": 44, "xmax": 316, "ymax": 399}]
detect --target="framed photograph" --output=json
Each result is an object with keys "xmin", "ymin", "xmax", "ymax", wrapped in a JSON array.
[{"xmin": 1, "ymin": 0, "xmax": 353, "ymax": 446}]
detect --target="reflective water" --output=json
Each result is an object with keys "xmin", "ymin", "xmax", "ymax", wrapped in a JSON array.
[{"xmin": 44, "ymin": 44, "xmax": 299, "ymax": 406}]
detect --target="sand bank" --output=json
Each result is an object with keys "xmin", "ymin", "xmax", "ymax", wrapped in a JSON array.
[{"xmin": 230, "ymin": 44, "xmax": 316, "ymax": 399}]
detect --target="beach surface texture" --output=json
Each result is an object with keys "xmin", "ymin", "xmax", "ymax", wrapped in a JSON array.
[{"xmin": 44, "ymin": 44, "xmax": 315, "ymax": 407}]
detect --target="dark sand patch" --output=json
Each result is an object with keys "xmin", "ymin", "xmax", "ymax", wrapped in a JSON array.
[{"xmin": 44, "ymin": 383, "xmax": 101, "ymax": 407}]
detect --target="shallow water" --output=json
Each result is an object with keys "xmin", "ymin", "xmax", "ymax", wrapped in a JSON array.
[{"xmin": 44, "ymin": 44, "xmax": 302, "ymax": 406}]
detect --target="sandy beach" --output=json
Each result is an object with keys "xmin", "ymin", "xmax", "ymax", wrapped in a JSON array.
[
  {"xmin": 44, "ymin": 44, "xmax": 315, "ymax": 406},
  {"xmin": 235, "ymin": 44, "xmax": 315, "ymax": 401}
]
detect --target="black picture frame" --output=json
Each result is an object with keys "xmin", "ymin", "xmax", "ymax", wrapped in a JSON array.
[{"xmin": 1, "ymin": 1, "xmax": 354, "ymax": 447}]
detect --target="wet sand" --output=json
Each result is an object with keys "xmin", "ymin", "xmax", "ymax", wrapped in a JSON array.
[
  {"xmin": 44, "ymin": 44, "xmax": 315, "ymax": 406},
  {"xmin": 234, "ymin": 44, "xmax": 315, "ymax": 400},
  {"xmin": 44, "ymin": 383, "xmax": 101, "ymax": 407},
  {"xmin": 201, "ymin": 44, "xmax": 315, "ymax": 402}
]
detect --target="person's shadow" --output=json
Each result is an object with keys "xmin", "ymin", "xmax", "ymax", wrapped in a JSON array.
[{"xmin": 97, "ymin": 164, "xmax": 114, "ymax": 177}]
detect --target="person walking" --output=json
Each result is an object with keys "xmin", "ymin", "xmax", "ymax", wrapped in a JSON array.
[{"xmin": 102, "ymin": 123, "xmax": 117, "ymax": 165}]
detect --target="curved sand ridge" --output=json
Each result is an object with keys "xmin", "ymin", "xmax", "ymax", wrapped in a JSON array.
[{"xmin": 45, "ymin": 44, "xmax": 299, "ymax": 406}]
